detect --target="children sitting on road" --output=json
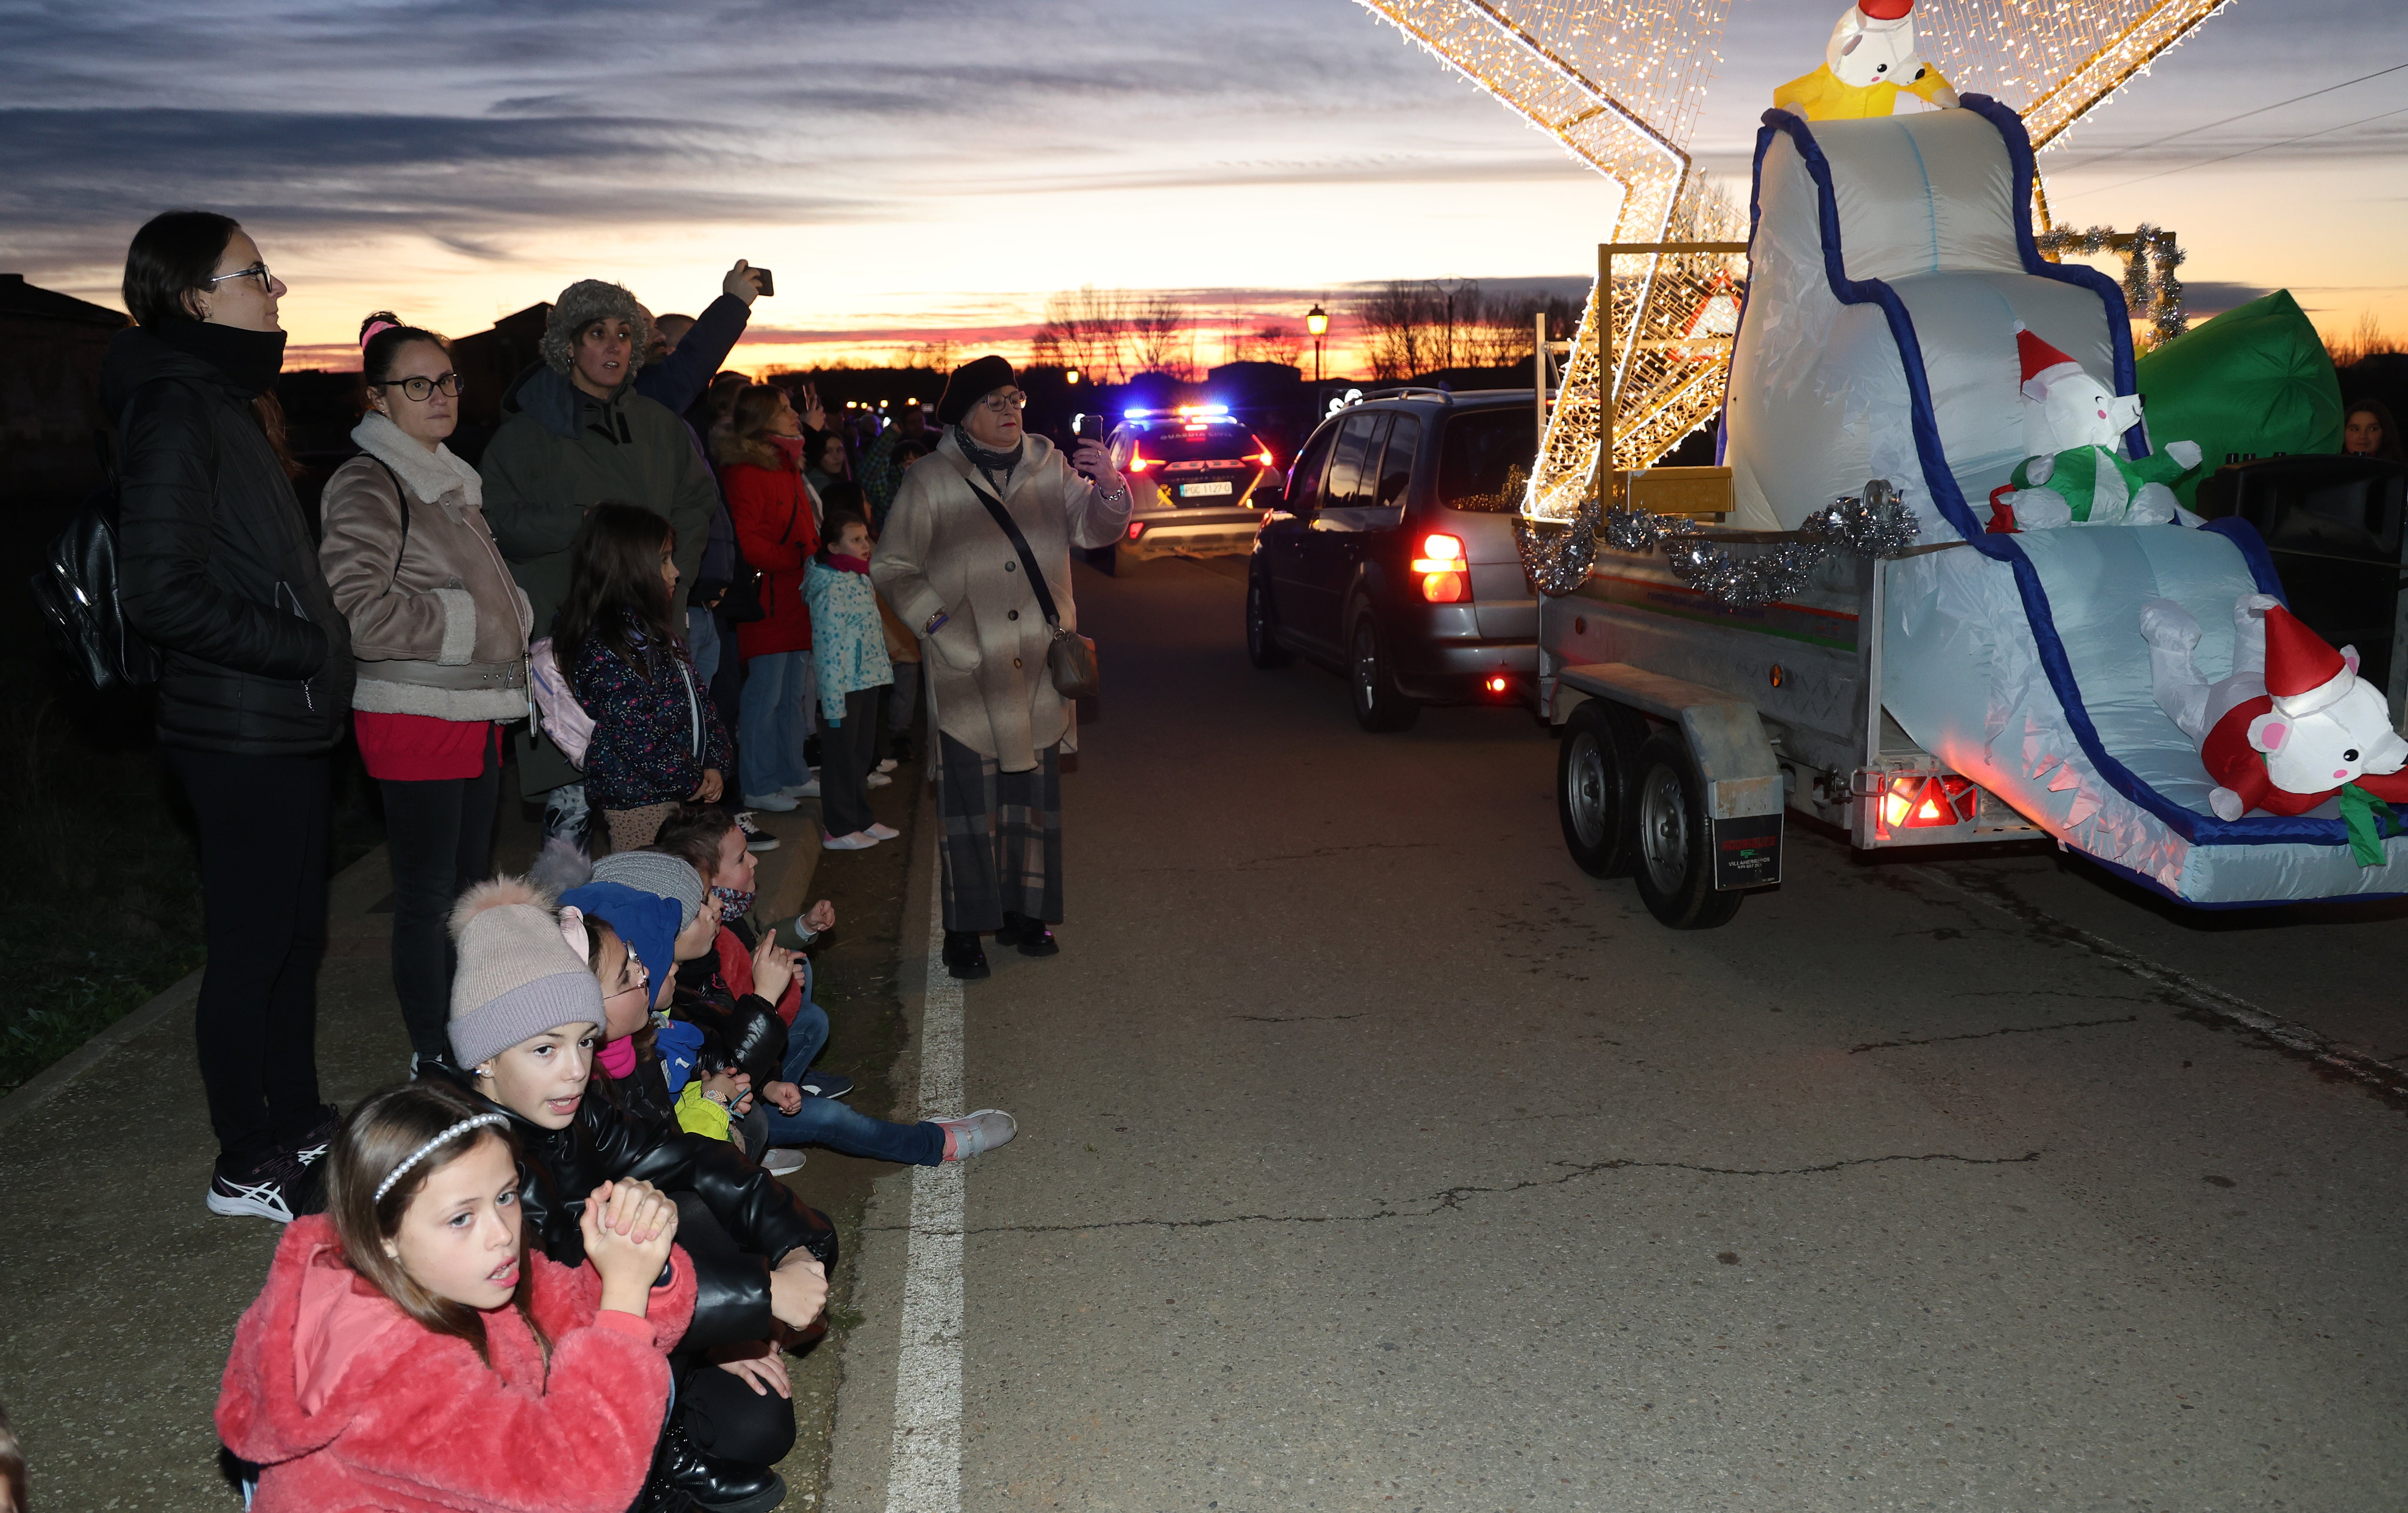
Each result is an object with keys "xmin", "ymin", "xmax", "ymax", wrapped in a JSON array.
[
  {"xmin": 422, "ymin": 872, "xmax": 829, "ymax": 1510},
  {"xmin": 216, "ymin": 1081, "xmax": 691, "ymax": 1513},
  {"xmin": 649, "ymin": 802, "xmax": 1017, "ymax": 1167}
]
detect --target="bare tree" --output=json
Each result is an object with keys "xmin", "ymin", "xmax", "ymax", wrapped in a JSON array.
[
  {"xmin": 1034, "ymin": 285, "xmax": 1134, "ymax": 382},
  {"xmin": 1129, "ymin": 293, "xmax": 1191, "ymax": 378},
  {"xmin": 891, "ymin": 339, "xmax": 959, "ymax": 371},
  {"xmin": 1239, "ymin": 324, "xmax": 1302, "ymax": 367},
  {"xmin": 1360, "ymin": 280, "xmax": 1441, "ymax": 380}
]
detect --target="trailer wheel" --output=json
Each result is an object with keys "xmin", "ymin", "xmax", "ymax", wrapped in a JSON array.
[
  {"xmin": 1631, "ymin": 731, "xmax": 1743, "ymax": 930},
  {"xmin": 1557, "ymin": 700, "xmax": 1641, "ymax": 878},
  {"xmin": 1245, "ymin": 569, "xmax": 1293, "ymax": 669}
]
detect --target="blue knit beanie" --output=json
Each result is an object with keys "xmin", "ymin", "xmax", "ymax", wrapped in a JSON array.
[{"xmin": 559, "ymin": 880, "xmax": 681, "ymax": 986}]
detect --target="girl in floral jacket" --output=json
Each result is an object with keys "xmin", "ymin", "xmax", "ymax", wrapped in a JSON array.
[
  {"xmin": 558, "ymin": 503, "xmax": 731, "ymax": 851},
  {"xmin": 804, "ymin": 512, "xmax": 895, "ymax": 850}
]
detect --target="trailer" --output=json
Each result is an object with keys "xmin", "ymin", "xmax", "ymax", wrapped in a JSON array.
[{"xmin": 1533, "ymin": 99, "xmax": 2408, "ymax": 928}]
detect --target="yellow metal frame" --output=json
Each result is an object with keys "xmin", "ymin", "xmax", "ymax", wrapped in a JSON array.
[{"xmin": 1594, "ymin": 240, "xmax": 1751, "ymax": 508}]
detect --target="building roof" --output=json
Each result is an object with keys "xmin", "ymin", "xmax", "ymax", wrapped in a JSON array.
[{"xmin": 0, "ymin": 274, "xmax": 129, "ymax": 327}]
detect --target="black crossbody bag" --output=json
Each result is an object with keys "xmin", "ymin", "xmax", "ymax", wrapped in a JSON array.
[{"xmin": 956, "ymin": 472, "xmax": 1101, "ymax": 699}]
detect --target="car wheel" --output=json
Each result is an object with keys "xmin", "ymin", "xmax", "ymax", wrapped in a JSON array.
[
  {"xmin": 1557, "ymin": 700, "xmax": 1643, "ymax": 878},
  {"xmin": 1245, "ymin": 570, "xmax": 1293, "ymax": 669},
  {"xmin": 1629, "ymin": 731, "xmax": 1743, "ymax": 929},
  {"xmin": 1349, "ymin": 612, "xmax": 1419, "ymax": 732}
]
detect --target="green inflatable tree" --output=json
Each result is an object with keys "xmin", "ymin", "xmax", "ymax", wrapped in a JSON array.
[{"xmin": 2134, "ymin": 290, "xmax": 2344, "ymax": 507}]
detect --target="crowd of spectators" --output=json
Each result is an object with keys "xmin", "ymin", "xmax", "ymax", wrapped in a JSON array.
[{"xmin": 88, "ymin": 206, "xmax": 1138, "ymax": 1512}]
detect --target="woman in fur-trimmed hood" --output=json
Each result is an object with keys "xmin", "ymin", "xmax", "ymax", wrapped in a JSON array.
[
  {"xmin": 480, "ymin": 278, "xmax": 720, "ymax": 809},
  {"xmin": 321, "ymin": 312, "xmax": 535, "ymax": 1069}
]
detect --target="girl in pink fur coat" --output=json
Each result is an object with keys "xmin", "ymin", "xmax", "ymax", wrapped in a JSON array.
[{"xmin": 216, "ymin": 1079, "xmax": 696, "ymax": 1513}]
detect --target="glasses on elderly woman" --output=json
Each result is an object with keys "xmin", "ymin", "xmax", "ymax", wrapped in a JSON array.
[
  {"xmin": 978, "ymin": 390, "xmax": 1028, "ymax": 415},
  {"xmin": 372, "ymin": 371, "xmax": 465, "ymax": 402}
]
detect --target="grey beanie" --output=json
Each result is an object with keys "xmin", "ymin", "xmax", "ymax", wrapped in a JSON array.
[
  {"xmin": 541, "ymin": 280, "xmax": 655, "ymax": 378},
  {"xmin": 446, "ymin": 877, "xmax": 604, "ymax": 1070},
  {"xmin": 593, "ymin": 849, "xmax": 707, "ymax": 929}
]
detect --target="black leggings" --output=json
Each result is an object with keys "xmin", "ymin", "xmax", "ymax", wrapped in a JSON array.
[
  {"xmin": 818, "ymin": 686, "xmax": 883, "ymax": 838},
  {"xmin": 165, "ymin": 747, "xmax": 331, "ymax": 1167},
  {"xmin": 669, "ymin": 1196, "xmax": 799, "ymax": 1466},
  {"xmin": 380, "ymin": 737, "xmax": 502, "ymax": 1061}
]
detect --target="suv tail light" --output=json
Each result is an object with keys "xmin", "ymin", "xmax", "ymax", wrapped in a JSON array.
[
  {"xmin": 1413, "ymin": 533, "xmax": 1469, "ymax": 604},
  {"xmin": 1127, "ymin": 445, "xmax": 1151, "ymax": 473}
]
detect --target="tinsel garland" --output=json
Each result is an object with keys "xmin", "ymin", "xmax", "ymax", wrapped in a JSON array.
[
  {"xmin": 2033, "ymin": 224, "xmax": 2188, "ymax": 347},
  {"xmin": 1518, "ymin": 480, "xmax": 1920, "ymax": 607}
]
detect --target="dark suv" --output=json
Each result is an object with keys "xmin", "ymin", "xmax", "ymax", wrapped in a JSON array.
[{"xmin": 1246, "ymin": 390, "xmax": 1539, "ymax": 730}]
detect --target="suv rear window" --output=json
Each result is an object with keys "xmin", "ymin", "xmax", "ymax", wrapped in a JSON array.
[
  {"xmin": 1131, "ymin": 427, "xmax": 1260, "ymax": 465},
  {"xmin": 1438, "ymin": 407, "xmax": 1542, "ymax": 513}
]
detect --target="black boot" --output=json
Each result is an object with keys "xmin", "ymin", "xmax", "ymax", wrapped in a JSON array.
[
  {"xmin": 996, "ymin": 912, "xmax": 1058, "ymax": 957},
  {"xmin": 942, "ymin": 929, "xmax": 990, "ymax": 980},
  {"xmin": 654, "ymin": 1418, "xmax": 784, "ymax": 1513}
]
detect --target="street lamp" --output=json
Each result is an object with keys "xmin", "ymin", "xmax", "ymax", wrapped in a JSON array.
[
  {"xmin": 1305, "ymin": 304, "xmax": 1329, "ymax": 386},
  {"xmin": 1066, "ymin": 368, "xmax": 1081, "ymax": 385}
]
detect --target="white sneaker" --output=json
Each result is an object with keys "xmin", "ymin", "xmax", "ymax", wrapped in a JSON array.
[
  {"xmin": 763, "ymin": 1148, "xmax": 807, "ymax": 1175},
  {"xmin": 866, "ymin": 821, "xmax": 901, "ymax": 841},
  {"xmin": 782, "ymin": 777, "xmax": 822, "ymax": 798},
  {"xmin": 936, "ymin": 1110, "xmax": 1018, "ymax": 1162},
  {"xmin": 823, "ymin": 831, "xmax": 880, "ymax": 851},
  {"xmin": 865, "ymin": 771, "xmax": 893, "ymax": 789},
  {"xmin": 744, "ymin": 792, "xmax": 799, "ymax": 812},
  {"xmin": 875, "ymin": 757, "xmax": 899, "ymax": 773}
]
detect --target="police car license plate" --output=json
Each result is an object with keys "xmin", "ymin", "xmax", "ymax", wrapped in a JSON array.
[{"xmin": 1179, "ymin": 480, "xmax": 1234, "ymax": 498}]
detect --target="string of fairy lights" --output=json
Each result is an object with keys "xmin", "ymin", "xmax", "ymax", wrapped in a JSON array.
[{"xmin": 1354, "ymin": 0, "xmax": 2234, "ymax": 521}]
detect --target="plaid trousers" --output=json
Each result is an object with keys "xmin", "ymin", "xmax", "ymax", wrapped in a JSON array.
[{"xmin": 936, "ymin": 731, "xmax": 1062, "ymax": 932}]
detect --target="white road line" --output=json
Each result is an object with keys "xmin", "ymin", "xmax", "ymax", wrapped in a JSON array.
[{"xmin": 887, "ymin": 850, "xmax": 965, "ymax": 1513}]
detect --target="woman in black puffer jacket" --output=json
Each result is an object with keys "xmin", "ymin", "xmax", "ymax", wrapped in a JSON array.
[{"xmin": 105, "ymin": 210, "xmax": 355, "ymax": 1225}]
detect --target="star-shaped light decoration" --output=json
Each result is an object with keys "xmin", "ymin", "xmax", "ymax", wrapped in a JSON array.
[{"xmin": 1355, "ymin": 0, "xmax": 2232, "ymax": 521}]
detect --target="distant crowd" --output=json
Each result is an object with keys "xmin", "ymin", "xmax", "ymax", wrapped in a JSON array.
[{"xmin": 74, "ymin": 207, "xmax": 1142, "ymax": 1513}]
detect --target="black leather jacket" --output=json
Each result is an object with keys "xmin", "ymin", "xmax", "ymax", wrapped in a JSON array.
[{"xmin": 422, "ymin": 1061, "xmax": 837, "ymax": 1351}]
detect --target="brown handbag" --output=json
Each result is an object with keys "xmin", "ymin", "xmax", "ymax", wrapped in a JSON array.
[{"xmin": 961, "ymin": 474, "xmax": 1101, "ymax": 699}]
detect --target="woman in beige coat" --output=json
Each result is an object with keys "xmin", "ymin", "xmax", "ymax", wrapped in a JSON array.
[
  {"xmin": 319, "ymin": 314, "xmax": 532, "ymax": 1067},
  {"xmin": 871, "ymin": 356, "xmax": 1137, "ymax": 979}
]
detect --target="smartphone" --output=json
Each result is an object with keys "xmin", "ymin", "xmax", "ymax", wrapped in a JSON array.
[
  {"xmin": 752, "ymin": 267, "xmax": 775, "ymax": 297},
  {"xmin": 1073, "ymin": 412, "xmax": 1109, "ymax": 444}
]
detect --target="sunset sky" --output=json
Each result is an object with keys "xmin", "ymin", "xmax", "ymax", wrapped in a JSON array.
[{"xmin": 3, "ymin": 0, "xmax": 2401, "ymax": 378}]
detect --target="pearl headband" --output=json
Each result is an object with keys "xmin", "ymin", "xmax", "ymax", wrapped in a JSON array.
[{"xmin": 373, "ymin": 1113, "xmax": 508, "ymax": 1203}]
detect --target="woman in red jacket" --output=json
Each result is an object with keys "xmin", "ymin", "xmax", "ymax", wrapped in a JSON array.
[
  {"xmin": 216, "ymin": 1081, "xmax": 695, "ymax": 1513},
  {"xmin": 714, "ymin": 384, "xmax": 824, "ymax": 810}
]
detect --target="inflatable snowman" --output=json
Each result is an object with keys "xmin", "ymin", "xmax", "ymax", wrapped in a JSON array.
[
  {"xmin": 2141, "ymin": 593, "xmax": 2408, "ymax": 824},
  {"xmin": 1772, "ymin": 0, "xmax": 1959, "ymax": 121},
  {"xmin": 1988, "ymin": 325, "xmax": 2203, "ymax": 530}
]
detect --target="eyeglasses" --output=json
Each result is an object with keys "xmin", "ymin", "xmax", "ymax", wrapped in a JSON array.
[
  {"xmin": 978, "ymin": 390, "xmax": 1028, "ymax": 415},
  {"xmin": 605, "ymin": 954, "xmax": 651, "ymax": 1000},
  {"xmin": 202, "ymin": 262, "xmax": 274, "ymax": 295},
  {"xmin": 372, "ymin": 371, "xmax": 464, "ymax": 402}
]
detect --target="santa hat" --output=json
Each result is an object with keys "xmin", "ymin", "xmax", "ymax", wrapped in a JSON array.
[
  {"xmin": 1858, "ymin": 0, "xmax": 1915, "ymax": 18},
  {"xmin": 2014, "ymin": 323, "xmax": 2084, "ymax": 402},
  {"xmin": 2263, "ymin": 603, "xmax": 2354, "ymax": 716}
]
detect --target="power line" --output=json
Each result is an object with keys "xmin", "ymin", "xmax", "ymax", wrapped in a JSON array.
[
  {"xmin": 2061, "ymin": 103, "xmax": 2408, "ymax": 199},
  {"xmin": 2056, "ymin": 62, "xmax": 2408, "ymax": 172}
]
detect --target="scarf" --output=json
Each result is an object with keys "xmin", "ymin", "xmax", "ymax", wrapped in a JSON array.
[
  {"xmin": 2337, "ymin": 782, "xmax": 2406, "ymax": 867},
  {"xmin": 825, "ymin": 553, "xmax": 871, "ymax": 577},
  {"xmin": 145, "ymin": 318, "xmax": 288, "ymax": 399},
  {"xmin": 953, "ymin": 426, "xmax": 1024, "ymax": 498},
  {"xmin": 596, "ymin": 1035, "xmax": 639, "ymax": 1080},
  {"xmin": 710, "ymin": 884, "xmax": 756, "ymax": 925}
]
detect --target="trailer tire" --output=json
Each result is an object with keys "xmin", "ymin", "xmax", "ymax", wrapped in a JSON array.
[
  {"xmin": 1245, "ymin": 568, "xmax": 1293, "ymax": 668},
  {"xmin": 1557, "ymin": 700, "xmax": 1642, "ymax": 878},
  {"xmin": 1630, "ymin": 731, "xmax": 1743, "ymax": 930}
]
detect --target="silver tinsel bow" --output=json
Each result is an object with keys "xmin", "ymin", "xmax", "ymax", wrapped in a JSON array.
[
  {"xmin": 1586, "ymin": 479, "xmax": 1919, "ymax": 608},
  {"xmin": 1515, "ymin": 496, "xmax": 1604, "ymax": 598}
]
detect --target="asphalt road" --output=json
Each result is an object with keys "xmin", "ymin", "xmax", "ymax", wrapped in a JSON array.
[{"xmin": 831, "ymin": 550, "xmax": 2408, "ymax": 1513}]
